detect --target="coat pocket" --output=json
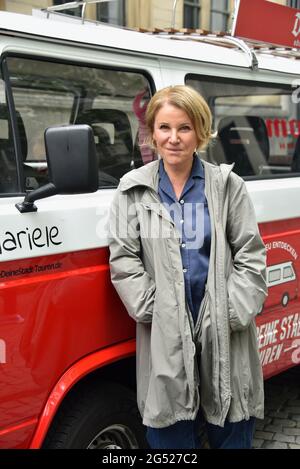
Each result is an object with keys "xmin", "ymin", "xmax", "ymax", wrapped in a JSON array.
[
  {"xmin": 197, "ymin": 293, "xmax": 221, "ymax": 417},
  {"xmin": 194, "ymin": 290, "xmax": 209, "ymax": 354}
]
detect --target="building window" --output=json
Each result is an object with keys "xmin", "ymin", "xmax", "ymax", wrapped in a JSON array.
[
  {"xmin": 184, "ymin": 0, "xmax": 201, "ymax": 29},
  {"xmin": 97, "ymin": 0, "xmax": 125, "ymax": 26},
  {"xmin": 52, "ymin": 0, "xmax": 81, "ymax": 17},
  {"xmin": 211, "ymin": 0, "xmax": 229, "ymax": 32},
  {"xmin": 288, "ymin": 0, "xmax": 300, "ymax": 8}
]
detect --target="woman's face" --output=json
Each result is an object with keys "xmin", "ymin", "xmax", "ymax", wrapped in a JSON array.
[{"xmin": 152, "ymin": 103, "xmax": 198, "ymax": 170}]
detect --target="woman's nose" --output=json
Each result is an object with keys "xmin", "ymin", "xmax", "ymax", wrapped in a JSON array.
[{"xmin": 169, "ymin": 130, "xmax": 179, "ymax": 144}]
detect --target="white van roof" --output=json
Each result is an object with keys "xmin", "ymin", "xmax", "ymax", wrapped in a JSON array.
[
  {"xmin": 1, "ymin": 10, "xmax": 300, "ymax": 76},
  {"xmin": 268, "ymin": 261, "xmax": 294, "ymax": 270}
]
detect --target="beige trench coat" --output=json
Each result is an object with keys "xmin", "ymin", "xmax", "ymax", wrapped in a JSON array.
[{"xmin": 108, "ymin": 157, "xmax": 267, "ymax": 428}]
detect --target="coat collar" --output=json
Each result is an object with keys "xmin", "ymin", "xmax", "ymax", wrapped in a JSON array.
[
  {"xmin": 118, "ymin": 156, "xmax": 234, "ymax": 194},
  {"xmin": 119, "ymin": 160, "xmax": 159, "ymax": 193}
]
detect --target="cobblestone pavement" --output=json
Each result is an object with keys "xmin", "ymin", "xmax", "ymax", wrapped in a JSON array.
[{"xmin": 253, "ymin": 366, "xmax": 300, "ymax": 449}]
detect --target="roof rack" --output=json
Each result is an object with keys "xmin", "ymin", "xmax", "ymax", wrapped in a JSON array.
[
  {"xmin": 135, "ymin": 28, "xmax": 300, "ymax": 66},
  {"xmin": 38, "ymin": 1, "xmax": 300, "ymax": 70},
  {"xmin": 136, "ymin": 28, "xmax": 258, "ymax": 70}
]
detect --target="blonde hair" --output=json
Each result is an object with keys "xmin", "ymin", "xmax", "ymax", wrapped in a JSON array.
[{"xmin": 145, "ymin": 85, "xmax": 213, "ymax": 151}]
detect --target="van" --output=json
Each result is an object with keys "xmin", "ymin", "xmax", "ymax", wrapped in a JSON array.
[
  {"xmin": 0, "ymin": 4, "xmax": 300, "ymax": 449},
  {"xmin": 264, "ymin": 261, "xmax": 298, "ymax": 309}
]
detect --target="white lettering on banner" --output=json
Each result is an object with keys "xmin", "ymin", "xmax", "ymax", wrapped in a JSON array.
[
  {"xmin": 292, "ymin": 13, "xmax": 300, "ymax": 39},
  {"xmin": 260, "ymin": 343, "xmax": 283, "ymax": 366},
  {"xmin": 265, "ymin": 241, "xmax": 298, "ymax": 260},
  {"xmin": 291, "ymin": 339, "xmax": 300, "ymax": 364},
  {"xmin": 257, "ymin": 313, "xmax": 300, "ymax": 366},
  {"xmin": 0, "ymin": 339, "xmax": 6, "ymax": 364},
  {"xmin": 280, "ymin": 313, "xmax": 300, "ymax": 340},
  {"xmin": 257, "ymin": 319, "xmax": 280, "ymax": 348}
]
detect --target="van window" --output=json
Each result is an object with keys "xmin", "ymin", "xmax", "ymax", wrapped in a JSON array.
[
  {"xmin": 0, "ymin": 76, "xmax": 18, "ymax": 194},
  {"xmin": 269, "ymin": 269, "xmax": 281, "ymax": 283},
  {"xmin": 6, "ymin": 57, "xmax": 154, "ymax": 190},
  {"xmin": 186, "ymin": 75, "xmax": 300, "ymax": 179},
  {"xmin": 283, "ymin": 266, "xmax": 293, "ymax": 279}
]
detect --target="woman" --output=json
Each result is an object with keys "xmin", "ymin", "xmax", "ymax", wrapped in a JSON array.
[{"xmin": 108, "ymin": 85, "xmax": 267, "ymax": 449}]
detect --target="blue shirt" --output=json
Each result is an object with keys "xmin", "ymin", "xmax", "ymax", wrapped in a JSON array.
[{"xmin": 158, "ymin": 155, "xmax": 211, "ymax": 323}]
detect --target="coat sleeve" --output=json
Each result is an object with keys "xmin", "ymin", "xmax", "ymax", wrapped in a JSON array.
[
  {"xmin": 108, "ymin": 187, "xmax": 155, "ymax": 323},
  {"xmin": 226, "ymin": 173, "xmax": 268, "ymax": 332}
]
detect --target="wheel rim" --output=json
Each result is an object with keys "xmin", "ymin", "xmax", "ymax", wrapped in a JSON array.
[
  {"xmin": 87, "ymin": 424, "xmax": 139, "ymax": 449},
  {"xmin": 282, "ymin": 294, "xmax": 289, "ymax": 306}
]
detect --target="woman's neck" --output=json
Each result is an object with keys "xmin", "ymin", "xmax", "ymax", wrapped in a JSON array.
[
  {"xmin": 162, "ymin": 158, "xmax": 194, "ymax": 200},
  {"xmin": 163, "ymin": 159, "xmax": 194, "ymax": 187}
]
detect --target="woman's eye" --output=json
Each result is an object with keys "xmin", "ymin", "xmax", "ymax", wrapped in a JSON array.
[
  {"xmin": 159, "ymin": 125, "xmax": 169, "ymax": 130},
  {"xmin": 180, "ymin": 126, "xmax": 191, "ymax": 131}
]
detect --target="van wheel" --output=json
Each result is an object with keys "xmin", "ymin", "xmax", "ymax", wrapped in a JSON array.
[
  {"xmin": 282, "ymin": 293, "xmax": 289, "ymax": 307},
  {"xmin": 43, "ymin": 382, "xmax": 147, "ymax": 449}
]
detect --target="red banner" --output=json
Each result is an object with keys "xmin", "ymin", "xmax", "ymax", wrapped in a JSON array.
[{"xmin": 232, "ymin": 0, "xmax": 300, "ymax": 49}]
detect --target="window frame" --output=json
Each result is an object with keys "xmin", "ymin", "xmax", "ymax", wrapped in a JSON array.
[
  {"xmin": 283, "ymin": 266, "xmax": 293, "ymax": 279},
  {"xmin": 1, "ymin": 59, "xmax": 24, "ymax": 195},
  {"xmin": 288, "ymin": 0, "xmax": 300, "ymax": 9},
  {"xmin": 210, "ymin": 0, "xmax": 230, "ymax": 32},
  {"xmin": 97, "ymin": 0, "xmax": 125, "ymax": 26},
  {"xmin": 269, "ymin": 269, "xmax": 281, "ymax": 283},
  {"xmin": 184, "ymin": 0, "xmax": 201, "ymax": 29},
  {"xmin": 0, "ymin": 52, "xmax": 155, "ymax": 196},
  {"xmin": 52, "ymin": 0, "xmax": 82, "ymax": 17}
]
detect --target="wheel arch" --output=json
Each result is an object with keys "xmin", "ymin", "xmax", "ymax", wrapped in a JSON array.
[{"xmin": 29, "ymin": 339, "xmax": 136, "ymax": 449}]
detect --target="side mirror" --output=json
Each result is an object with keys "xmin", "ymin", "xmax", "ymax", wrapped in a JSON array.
[{"xmin": 16, "ymin": 125, "xmax": 98, "ymax": 213}]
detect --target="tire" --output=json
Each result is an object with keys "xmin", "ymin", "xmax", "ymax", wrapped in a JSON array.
[
  {"xmin": 43, "ymin": 381, "xmax": 147, "ymax": 449},
  {"xmin": 282, "ymin": 293, "xmax": 289, "ymax": 307}
]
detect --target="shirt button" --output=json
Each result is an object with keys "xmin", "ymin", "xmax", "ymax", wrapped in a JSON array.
[
  {"xmin": 180, "ymin": 219, "xmax": 184, "ymax": 224},
  {"xmin": 181, "ymin": 243, "xmax": 186, "ymax": 248},
  {"xmin": 180, "ymin": 199, "xmax": 184, "ymax": 205},
  {"xmin": 183, "ymin": 268, "xmax": 187, "ymax": 273}
]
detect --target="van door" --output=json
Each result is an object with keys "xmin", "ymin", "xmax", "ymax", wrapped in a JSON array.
[{"xmin": 0, "ymin": 53, "xmax": 155, "ymax": 448}]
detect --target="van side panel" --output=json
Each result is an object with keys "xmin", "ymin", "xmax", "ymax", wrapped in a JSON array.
[
  {"xmin": 0, "ymin": 247, "xmax": 134, "ymax": 448},
  {"xmin": 258, "ymin": 218, "xmax": 300, "ymax": 378}
]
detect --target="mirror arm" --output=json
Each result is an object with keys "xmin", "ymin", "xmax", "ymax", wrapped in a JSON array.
[{"xmin": 15, "ymin": 183, "xmax": 57, "ymax": 213}]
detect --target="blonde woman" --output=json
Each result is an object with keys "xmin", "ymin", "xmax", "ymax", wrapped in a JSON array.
[{"xmin": 108, "ymin": 85, "xmax": 267, "ymax": 449}]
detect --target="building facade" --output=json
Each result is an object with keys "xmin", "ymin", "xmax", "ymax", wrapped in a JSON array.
[{"xmin": 0, "ymin": 0, "xmax": 299, "ymax": 31}]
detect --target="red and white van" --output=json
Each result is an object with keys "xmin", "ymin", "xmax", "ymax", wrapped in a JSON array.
[
  {"xmin": 265, "ymin": 261, "xmax": 298, "ymax": 309},
  {"xmin": 0, "ymin": 2, "xmax": 300, "ymax": 449}
]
